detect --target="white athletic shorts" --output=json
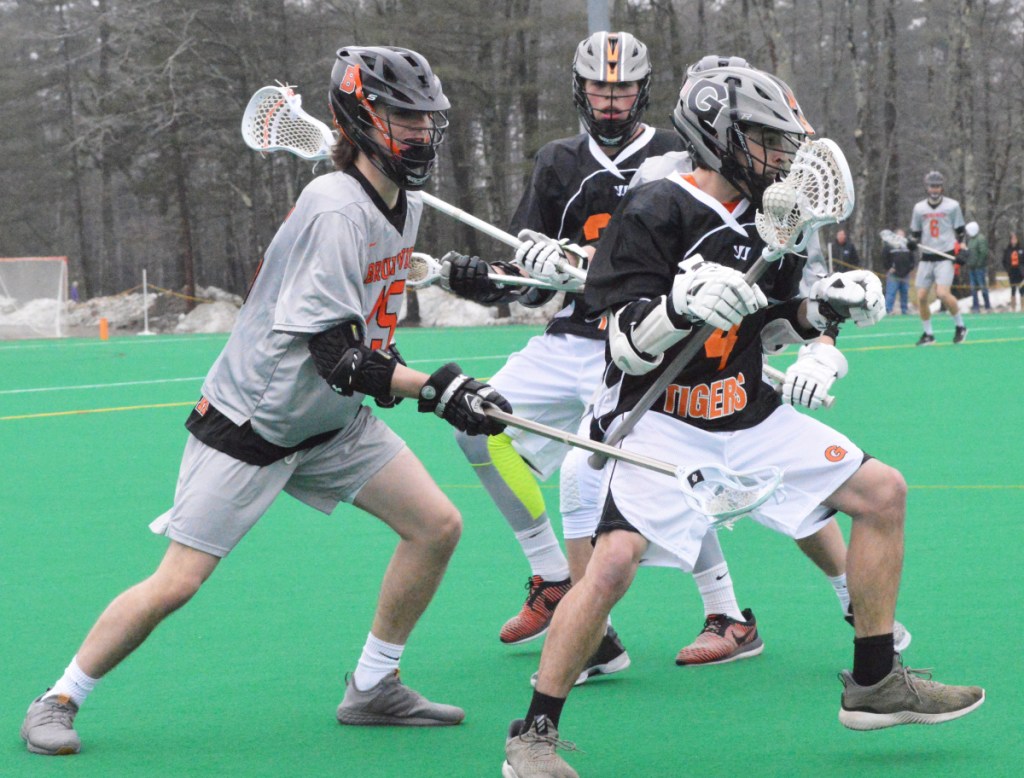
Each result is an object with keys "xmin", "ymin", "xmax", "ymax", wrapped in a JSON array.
[
  {"xmin": 149, "ymin": 406, "xmax": 405, "ymax": 557},
  {"xmin": 597, "ymin": 404, "xmax": 864, "ymax": 570},
  {"xmin": 488, "ymin": 332, "xmax": 606, "ymax": 480},
  {"xmin": 916, "ymin": 258, "xmax": 955, "ymax": 288},
  {"xmin": 559, "ymin": 414, "xmax": 606, "ymax": 539}
]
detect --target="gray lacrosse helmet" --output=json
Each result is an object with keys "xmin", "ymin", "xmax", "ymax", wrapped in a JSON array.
[
  {"xmin": 572, "ymin": 31, "xmax": 651, "ymax": 147},
  {"xmin": 924, "ymin": 170, "xmax": 945, "ymax": 203},
  {"xmin": 329, "ymin": 46, "xmax": 450, "ymax": 190},
  {"xmin": 672, "ymin": 59, "xmax": 814, "ymax": 205}
]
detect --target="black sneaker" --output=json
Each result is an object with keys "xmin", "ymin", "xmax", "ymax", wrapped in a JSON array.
[
  {"xmin": 529, "ymin": 625, "xmax": 630, "ymax": 688},
  {"xmin": 953, "ymin": 325, "xmax": 968, "ymax": 344},
  {"xmin": 915, "ymin": 333, "xmax": 936, "ymax": 346}
]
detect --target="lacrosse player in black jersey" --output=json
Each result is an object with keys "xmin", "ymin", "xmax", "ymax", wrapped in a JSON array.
[
  {"xmin": 502, "ymin": 59, "xmax": 983, "ymax": 778},
  {"xmin": 446, "ymin": 32, "xmax": 765, "ymax": 676}
]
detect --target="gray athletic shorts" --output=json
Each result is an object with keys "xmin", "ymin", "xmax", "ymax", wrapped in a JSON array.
[
  {"xmin": 149, "ymin": 406, "xmax": 405, "ymax": 557},
  {"xmin": 916, "ymin": 258, "xmax": 955, "ymax": 288}
]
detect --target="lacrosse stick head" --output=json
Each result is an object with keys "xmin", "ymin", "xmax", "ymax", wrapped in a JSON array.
[
  {"xmin": 676, "ymin": 464, "xmax": 783, "ymax": 530},
  {"xmin": 241, "ymin": 85, "xmax": 334, "ymax": 161},
  {"xmin": 754, "ymin": 137, "xmax": 855, "ymax": 258},
  {"xmin": 879, "ymin": 229, "xmax": 908, "ymax": 250},
  {"xmin": 329, "ymin": 46, "xmax": 450, "ymax": 190},
  {"xmin": 408, "ymin": 252, "xmax": 449, "ymax": 290}
]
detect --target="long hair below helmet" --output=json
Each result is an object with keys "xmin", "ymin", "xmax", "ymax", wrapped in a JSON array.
[
  {"xmin": 671, "ymin": 59, "xmax": 813, "ymax": 206},
  {"xmin": 329, "ymin": 46, "xmax": 450, "ymax": 190},
  {"xmin": 572, "ymin": 31, "xmax": 651, "ymax": 148}
]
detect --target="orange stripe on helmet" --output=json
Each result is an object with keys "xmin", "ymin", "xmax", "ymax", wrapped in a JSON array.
[{"xmin": 604, "ymin": 33, "xmax": 620, "ymax": 82}]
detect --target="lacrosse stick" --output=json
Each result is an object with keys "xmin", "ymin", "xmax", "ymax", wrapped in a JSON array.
[
  {"xmin": 241, "ymin": 84, "xmax": 334, "ymax": 161},
  {"xmin": 407, "ymin": 252, "xmax": 575, "ymax": 292},
  {"xmin": 589, "ymin": 138, "xmax": 855, "ymax": 469},
  {"xmin": 482, "ymin": 404, "xmax": 781, "ymax": 529},
  {"xmin": 240, "ymin": 84, "xmax": 587, "ymax": 287},
  {"xmin": 879, "ymin": 229, "xmax": 956, "ymax": 261},
  {"xmin": 762, "ymin": 364, "xmax": 835, "ymax": 408}
]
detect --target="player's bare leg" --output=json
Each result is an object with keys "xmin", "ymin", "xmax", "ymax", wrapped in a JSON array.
[
  {"xmin": 564, "ymin": 537, "xmax": 592, "ymax": 584},
  {"xmin": 916, "ymin": 285, "xmax": 932, "ymax": 321},
  {"xmin": 824, "ymin": 458, "xmax": 905, "ymax": 636},
  {"xmin": 934, "ymin": 283, "xmax": 959, "ymax": 316},
  {"xmin": 337, "ymin": 447, "xmax": 465, "ymax": 727},
  {"xmin": 22, "ymin": 541, "xmax": 219, "ymax": 754},
  {"xmin": 354, "ymin": 447, "xmax": 462, "ymax": 646},
  {"xmin": 826, "ymin": 458, "xmax": 983, "ymax": 728},
  {"xmin": 794, "ymin": 518, "xmax": 845, "ymax": 576},
  {"xmin": 534, "ymin": 530, "xmax": 645, "ymax": 697}
]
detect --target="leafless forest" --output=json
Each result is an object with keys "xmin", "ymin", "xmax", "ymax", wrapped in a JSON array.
[{"xmin": 2, "ymin": 0, "xmax": 1022, "ymax": 307}]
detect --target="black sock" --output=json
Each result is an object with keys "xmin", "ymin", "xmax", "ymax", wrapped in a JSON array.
[
  {"xmin": 525, "ymin": 690, "xmax": 566, "ymax": 730},
  {"xmin": 852, "ymin": 633, "xmax": 895, "ymax": 686}
]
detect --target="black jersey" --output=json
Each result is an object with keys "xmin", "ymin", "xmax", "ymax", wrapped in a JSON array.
[
  {"xmin": 586, "ymin": 172, "xmax": 814, "ymax": 434},
  {"xmin": 509, "ymin": 126, "xmax": 685, "ymax": 340}
]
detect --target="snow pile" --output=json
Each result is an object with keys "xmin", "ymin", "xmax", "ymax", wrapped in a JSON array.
[{"xmin": 174, "ymin": 301, "xmax": 240, "ymax": 334}]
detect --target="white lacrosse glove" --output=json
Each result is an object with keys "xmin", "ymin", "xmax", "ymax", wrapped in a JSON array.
[
  {"xmin": 515, "ymin": 228, "xmax": 585, "ymax": 287},
  {"xmin": 782, "ymin": 342, "xmax": 847, "ymax": 410},
  {"xmin": 671, "ymin": 255, "xmax": 767, "ymax": 331},
  {"xmin": 806, "ymin": 270, "xmax": 886, "ymax": 330}
]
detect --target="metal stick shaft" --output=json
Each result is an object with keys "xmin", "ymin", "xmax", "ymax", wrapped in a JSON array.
[{"xmin": 482, "ymin": 406, "xmax": 676, "ymax": 478}]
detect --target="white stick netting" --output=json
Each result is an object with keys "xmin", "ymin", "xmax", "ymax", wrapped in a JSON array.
[{"xmin": 241, "ymin": 86, "xmax": 333, "ymax": 160}]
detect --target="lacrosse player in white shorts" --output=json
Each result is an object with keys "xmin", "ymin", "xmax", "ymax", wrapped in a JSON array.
[
  {"xmin": 21, "ymin": 45, "xmax": 514, "ymax": 758},
  {"xmin": 503, "ymin": 58, "xmax": 983, "ymax": 778},
  {"xmin": 909, "ymin": 170, "xmax": 968, "ymax": 345}
]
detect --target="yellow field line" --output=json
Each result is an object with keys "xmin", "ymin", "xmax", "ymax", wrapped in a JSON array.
[
  {"xmin": 840, "ymin": 336, "xmax": 1024, "ymax": 353},
  {"xmin": 1, "ymin": 401, "xmax": 194, "ymax": 421}
]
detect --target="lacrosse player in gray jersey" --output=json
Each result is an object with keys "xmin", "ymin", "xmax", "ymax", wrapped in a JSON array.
[
  {"xmin": 909, "ymin": 170, "xmax": 968, "ymax": 345},
  {"xmin": 21, "ymin": 45, "xmax": 513, "ymax": 757}
]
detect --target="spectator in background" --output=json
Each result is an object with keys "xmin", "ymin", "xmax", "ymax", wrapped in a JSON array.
[
  {"xmin": 882, "ymin": 228, "xmax": 914, "ymax": 315},
  {"xmin": 1005, "ymin": 231, "xmax": 1023, "ymax": 312},
  {"xmin": 964, "ymin": 221, "xmax": 991, "ymax": 313},
  {"xmin": 831, "ymin": 228, "xmax": 861, "ymax": 269},
  {"xmin": 69, "ymin": 281, "xmax": 80, "ymax": 304}
]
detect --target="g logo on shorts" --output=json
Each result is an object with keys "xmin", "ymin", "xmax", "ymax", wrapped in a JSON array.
[{"xmin": 825, "ymin": 445, "xmax": 847, "ymax": 462}]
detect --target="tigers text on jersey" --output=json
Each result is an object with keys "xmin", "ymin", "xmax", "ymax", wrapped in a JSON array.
[
  {"xmin": 585, "ymin": 172, "xmax": 813, "ymax": 435},
  {"xmin": 509, "ymin": 125, "xmax": 685, "ymax": 339},
  {"xmin": 199, "ymin": 166, "xmax": 419, "ymax": 450},
  {"xmin": 910, "ymin": 196, "xmax": 965, "ymax": 253}
]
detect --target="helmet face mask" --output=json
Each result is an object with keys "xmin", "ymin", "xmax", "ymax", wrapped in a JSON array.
[
  {"xmin": 572, "ymin": 31, "xmax": 651, "ymax": 148},
  {"xmin": 330, "ymin": 46, "xmax": 450, "ymax": 190},
  {"xmin": 924, "ymin": 170, "xmax": 945, "ymax": 205},
  {"xmin": 672, "ymin": 60, "xmax": 813, "ymax": 205}
]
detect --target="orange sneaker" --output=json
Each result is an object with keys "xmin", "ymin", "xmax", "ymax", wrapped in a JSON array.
[
  {"xmin": 675, "ymin": 609, "xmax": 764, "ymax": 666},
  {"xmin": 499, "ymin": 576, "xmax": 572, "ymax": 645}
]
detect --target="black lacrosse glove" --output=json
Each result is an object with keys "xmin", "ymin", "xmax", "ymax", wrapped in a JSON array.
[
  {"xmin": 906, "ymin": 238, "xmax": 919, "ymax": 251},
  {"xmin": 446, "ymin": 252, "xmax": 523, "ymax": 304},
  {"xmin": 374, "ymin": 342, "xmax": 407, "ymax": 409},
  {"xmin": 417, "ymin": 362, "xmax": 512, "ymax": 436}
]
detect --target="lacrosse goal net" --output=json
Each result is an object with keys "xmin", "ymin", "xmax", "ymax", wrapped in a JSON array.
[{"xmin": 0, "ymin": 257, "xmax": 68, "ymax": 339}]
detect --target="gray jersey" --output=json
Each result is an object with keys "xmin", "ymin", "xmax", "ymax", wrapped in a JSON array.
[
  {"xmin": 910, "ymin": 196, "xmax": 964, "ymax": 253},
  {"xmin": 202, "ymin": 170, "xmax": 421, "ymax": 448}
]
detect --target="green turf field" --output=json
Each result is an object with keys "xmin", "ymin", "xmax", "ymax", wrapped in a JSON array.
[{"xmin": 2, "ymin": 314, "xmax": 1021, "ymax": 777}]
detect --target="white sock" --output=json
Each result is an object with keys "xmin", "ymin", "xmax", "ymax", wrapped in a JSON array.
[
  {"xmin": 48, "ymin": 656, "xmax": 98, "ymax": 707},
  {"xmin": 829, "ymin": 573, "xmax": 851, "ymax": 614},
  {"xmin": 514, "ymin": 524, "xmax": 570, "ymax": 581},
  {"xmin": 953, "ymin": 312, "xmax": 965, "ymax": 326},
  {"xmin": 922, "ymin": 319, "xmax": 934, "ymax": 335},
  {"xmin": 353, "ymin": 632, "xmax": 404, "ymax": 692},
  {"xmin": 692, "ymin": 563, "xmax": 744, "ymax": 621}
]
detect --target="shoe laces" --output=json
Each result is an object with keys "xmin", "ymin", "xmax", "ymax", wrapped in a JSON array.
[
  {"xmin": 523, "ymin": 576, "xmax": 565, "ymax": 608},
  {"xmin": 700, "ymin": 614, "xmax": 730, "ymax": 636},
  {"xmin": 522, "ymin": 729, "xmax": 581, "ymax": 755},
  {"xmin": 895, "ymin": 662, "xmax": 935, "ymax": 700},
  {"xmin": 37, "ymin": 697, "xmax": 76, "ymax": 728}
]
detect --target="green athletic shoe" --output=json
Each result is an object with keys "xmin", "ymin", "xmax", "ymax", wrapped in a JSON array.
[
  {"xmin": 21, "ymin": 693, "xmax": 81, "ymax": 756},
  {"xmin": 838, "ymin": 656, "xmax": 985, "ymax": 730},
  {"xmin": 336, "ymin": 670, "xmax": 464, "ymax": 726},
  {"xmin": 502, "ymin": 716, "xmax": 579, "ymax": 778}
]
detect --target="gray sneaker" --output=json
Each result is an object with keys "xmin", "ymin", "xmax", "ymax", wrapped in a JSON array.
[
  {"xmin": 21, "ymin": 693, "xmax": 81, "ymax": 755},
  {"xmin": 839, "ymin": 656, "xmax": 985, "ymax": 730},
  {"xmin": 336, "ymin": 671, "xmax": 464, "ymax": 726},
  {"xmin": 502, "ymin": 716, "xmax": 579, "ymax": 778}
]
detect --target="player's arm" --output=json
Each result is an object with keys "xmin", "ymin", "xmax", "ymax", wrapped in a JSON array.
[
  {"xmin": 801, "ymin": 270, "xmax": 885, "ymax": 331},
  {"xmin": 307, "ymin": 320, "xmax": 511, "ymax": 435}
]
